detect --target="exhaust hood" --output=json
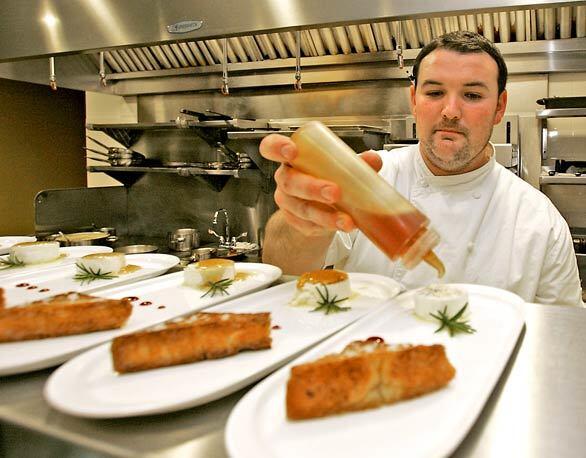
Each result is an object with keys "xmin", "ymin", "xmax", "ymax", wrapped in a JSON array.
[{"xmin": 0, "ymin": 0, "xmax": 585, "ymax": 94}]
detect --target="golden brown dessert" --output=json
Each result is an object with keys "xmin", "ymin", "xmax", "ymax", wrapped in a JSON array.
[
  {"xmin": 296, "ymin": 269, "xmax": 349, "ymax": 288},
  {"xmin": 111, "ymin": 312, "xmax": 272, "ymax": 373},
  {"xmin": 0, "ymin": 287, "xmax": 4, "ymax": 309},
  {"xmin": 0, "ymin": 292, "xmax": 132, "ymax": 342},
  {"xmin": 286, "ymin": 339, "xmax": 456, "ymax": 420}
]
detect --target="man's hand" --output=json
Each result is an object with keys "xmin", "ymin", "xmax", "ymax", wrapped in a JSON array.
[{"xmin": 260, "ymin": 133, "xmax": 383, "ymax": 237}]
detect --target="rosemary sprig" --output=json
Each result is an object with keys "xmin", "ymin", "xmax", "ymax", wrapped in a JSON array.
[
  {"xmin": 311, "ymin": 285, "xmax": 351, "ymax": 315},
  {"xmin": 430, "ymin": 304, "xmax": 476, "ymax": 337},
  {"xmin": 0, "ymin": 256, "xmax": 25, "ymax": 269},
  {"xmin": 73, "ymin": 263, "xmax": 118, "ymax": 285},
  {"xmin": 201, "ymin": 278, "xmax": 233, "ymax": 298}
]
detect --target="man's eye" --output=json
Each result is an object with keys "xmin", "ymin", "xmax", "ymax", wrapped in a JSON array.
[
  {"xmin": 426, "ymin": 91, "xmax": 443, "ymax": 97},
  {"xmin": 465, "ymin": 93, "xmax": 483, "ymax": 100}
]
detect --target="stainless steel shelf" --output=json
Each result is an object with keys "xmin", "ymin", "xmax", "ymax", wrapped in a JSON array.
[
  {"xmin": 87, "ymin": 166, "xmax": 257, "ymax": 178},
  {"xmin": 536, "ymin": 108, "xmax": 586, "ymax": 118},
  {"xmin": 540, "ymin": 173, "xmax": 586, "ymax": 184}
]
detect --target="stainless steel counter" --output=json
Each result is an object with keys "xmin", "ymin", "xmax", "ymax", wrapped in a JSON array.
[{"xmin": 1, "ymin": 302, "xmax": 585, "ymax": 458}]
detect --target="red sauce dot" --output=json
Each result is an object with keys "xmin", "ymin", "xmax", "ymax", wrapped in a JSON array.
[
  {"xmin": 27, "ymin": 285, "xmax": 38, "ymax": 290},
  {"xmin": 16, "ymin": 283, "xmax": 29, "ymax": 288},
  {"xmin": 39, "ymin": 288, "xmax": 50, "ymax": 293},
  {"xmin": 157, "ymin": 305, "xmax": 166, "ymax": 309},
  {"xmin": 366, "ymin": 336, "xmax": 385, "ymax": 343},
  {"xmin": 123, "ymin": 296, "xmax": 140, "ymax": 302},
  {"xmin": 139, "ymin": 301, "xmax": 152, "ymax": 306},
  {"xmin": 272, "ymin": 325, "xmax": 281, "ymax": 330}
]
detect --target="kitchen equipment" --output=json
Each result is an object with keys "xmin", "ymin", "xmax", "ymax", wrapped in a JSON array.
[
  {"xmin": 290, "ymin": 121, "xmax": 444, "ymax": 276},
  {"xmin": 52, "ymin": 231, "xmax": 109, "ymax": 247},
  {"xmin": 114, "ymin": 244, "xmax": 159, "ymax": 254},
  {"xmin": 191, "ymin": 247, "xmax": 216, "ymax": 261},
  {"xmin": 85, "ymin": 136, "xmax": 145, "ymax": 166},
  {"xmin": 168, "ymin": 228, "xmax": 200, "ymax": 252}
]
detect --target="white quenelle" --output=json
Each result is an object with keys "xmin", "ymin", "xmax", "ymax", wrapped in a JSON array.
[
  {"xmin": 184, "ymin": 259, "xmax": 236, "ymax": 287},
  {"xmin": 414, "ymin": 284, "xmax": 469, "ymax": 321},
  {"xmin": 77, "ymin": 252, "xmax": 126, "ymax": 274},
  {"xmin": 9, "ymin": 241, "xmax": 60, "ymax": 265},
  {"xmin": 290, "ymin": 269, "xmax": 351, "ymax": 307}
]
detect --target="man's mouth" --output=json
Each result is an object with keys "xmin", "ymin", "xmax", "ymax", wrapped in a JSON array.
[{"xmin": 435, "ymin": 129, "xmax": 463, "ymax": 135}]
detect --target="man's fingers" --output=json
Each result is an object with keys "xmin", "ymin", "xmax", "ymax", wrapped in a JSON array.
[
  {"xmin": 359, "ymin": 150, "xmax": 383, "ymax": 172},
  {"xmin": 274, "ymin": 164, "xmax": 341, "ymax": 205},
  {"xmin": 274, "ymin": 190, "xmax": 356, "ymax": 232},
  {"xmin": 259, "ymin": 134, "xmax": 298, "ymax": 163},
  {"xmin": 280, "ymin": 209, "xmax": 333, "ymax": 237}
]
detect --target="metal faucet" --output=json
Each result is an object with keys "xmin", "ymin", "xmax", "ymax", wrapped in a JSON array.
[
  {"xmin": 208, "ymin": 208, "xmax": 248, "ymax": 249},
  {"xmin": 208, "ymin": 208, "xmax": 231, "ymax": 247}
]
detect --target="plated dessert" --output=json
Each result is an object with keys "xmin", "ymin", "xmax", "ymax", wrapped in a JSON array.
[
  {"xmin": 286, "ymin": 338, "xmax": 456, "ymax": 420},
  {"xmin": 415, "ymin": 284, "xmax": 476, "ymax": 337},
  {"xmin": 111, "ymin": 311, "xmax": 272, "ymax": 373},
  {"xmin": 74, "ymin": 252, "xmax": 140, "ymax": 284},
  {"xmin": 1, "ymin": 241, "xmax": 61, "ymax": 268},
  {"xmin": 290, "ymin": 269, "xmax": 353, "ymax": 313},
  {"xmin": 0, "ymin": 292, "xmax": 132, "ymax": 342}
]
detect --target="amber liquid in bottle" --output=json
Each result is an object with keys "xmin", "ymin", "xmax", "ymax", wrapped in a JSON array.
[{"xmin": 290, "ymin": 121, "xmax": 445, "ymax": 277}]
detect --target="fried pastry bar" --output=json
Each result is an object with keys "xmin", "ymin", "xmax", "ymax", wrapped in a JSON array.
[
  {"xmin": 111, "ymin": 312, "xmax": 272, "ymax": 373},
  {"xmin": 0, "ymin": 292, "xmax": 132, "ymax": 342},
  {"xmin": 0, "ymin": 288, "xmax": 4, "ymax": 309},
  {"xmin": 286, "ymin": 339, "xmax": 456, "ymax": 420}
]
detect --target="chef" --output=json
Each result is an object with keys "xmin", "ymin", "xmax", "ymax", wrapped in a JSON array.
[{"xmin": 260, "ymin": 31, "xmax": 583, "ymax": 306}]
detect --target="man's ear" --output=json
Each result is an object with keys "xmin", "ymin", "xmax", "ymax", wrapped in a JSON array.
[
  {"xmin": 409, "ymin": 83, "xmax": 417, "ymax": 116},
  {"xmin": 493, "ymin": 89, "xmax": 508, "ymax": 125}
]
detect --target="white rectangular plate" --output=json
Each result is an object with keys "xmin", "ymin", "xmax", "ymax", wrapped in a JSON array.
[
  {"xmin": 0, "ymin": 262, "xmax": 279, "ymax": 376},
  {"xmin": 225, "ymin": 284, "xmax": 525, "ymax": 458},
  {"xmin": 0, "ymin": 253, "xmax": 178, "ymax": 306},
  {"xmin": 0, "ymin": 245, "xmax": 113, "ymax": 279},
  {"xmin": 43, "ymin": 273, "xmax": 403, "ymax": 418}
]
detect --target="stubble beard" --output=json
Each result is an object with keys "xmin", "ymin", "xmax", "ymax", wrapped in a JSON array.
[{"xmin": 421, "ymin": 125, "xmax": 493, "ymax": 173}]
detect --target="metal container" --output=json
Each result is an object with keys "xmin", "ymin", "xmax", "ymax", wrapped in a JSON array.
[
  {"xmin": 114, "ymin": 244, "xmax": 158, "ymax": 254},
  {"xmin": 52, "ymin": 231, "xmax": 109, "ymax": 246},
  {"xmin": 191, "ymin": 247, "xmax": 215, "ymax": 261},
  {"xmin": 168, "ymin": 228, "xmax": 200, "ymax": 252}
]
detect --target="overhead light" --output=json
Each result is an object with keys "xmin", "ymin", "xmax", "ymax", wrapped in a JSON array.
[{"xmin": 42, "ymin": 13, "xmax": 58, "ymax": 28}]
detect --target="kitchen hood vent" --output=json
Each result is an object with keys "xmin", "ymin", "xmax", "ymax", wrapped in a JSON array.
[{"xmin": 102, "ymin": 6, "xmax": 585, "ymax": 74}]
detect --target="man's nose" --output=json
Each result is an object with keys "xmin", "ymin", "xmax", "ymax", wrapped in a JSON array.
[{"xmin": 441, "ymin": 96, "xmax": 461, "ymax": 121}]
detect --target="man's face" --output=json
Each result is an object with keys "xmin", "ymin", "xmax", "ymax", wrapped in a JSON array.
[{"xmin": 410, "ymin": 49, "xmax": 507, "ymax": 175}]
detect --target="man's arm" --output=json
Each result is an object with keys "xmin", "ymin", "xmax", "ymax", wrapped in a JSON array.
[{"xmin": 262, "ymin": 210, "xmax": 335, "ymax": 275}]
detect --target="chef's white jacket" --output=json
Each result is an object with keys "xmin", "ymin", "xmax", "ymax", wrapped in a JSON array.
[{"xmin": 325, "ymin": 144, "xmax": 583, "ymax": 306}]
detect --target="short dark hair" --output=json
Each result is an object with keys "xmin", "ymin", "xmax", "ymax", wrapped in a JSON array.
[{"xmin": 412, "ymin": 31, "xmax": 508, "ymax": 95}]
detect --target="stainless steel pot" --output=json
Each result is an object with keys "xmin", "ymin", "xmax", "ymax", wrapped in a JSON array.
[
  {"xmin": 52, "ymin": 231, "xmax": 109, "ymax": 246},
  {"xmin": 168, "ymin": 228, "xmax": 200, "ymax": 252}
]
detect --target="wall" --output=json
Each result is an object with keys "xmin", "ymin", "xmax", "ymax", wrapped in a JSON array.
[{"xmin": 0, "ymin": 78, "xmax": 86, "ymax": 235}]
